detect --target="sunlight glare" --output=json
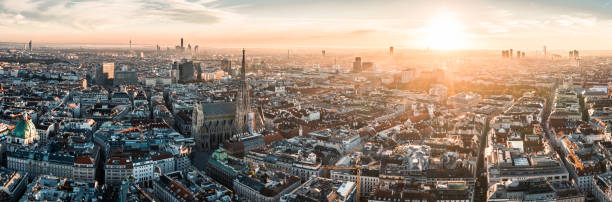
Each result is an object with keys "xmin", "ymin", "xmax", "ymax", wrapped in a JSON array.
[{"xmin": 424, "ymin": 13, "xmax": 468, "ymax": 50}]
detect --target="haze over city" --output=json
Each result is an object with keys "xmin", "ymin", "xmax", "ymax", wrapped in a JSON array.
[
  {"xmin": 2, "ymin": 1, "xmax": 612, "ymax": 202},
  {"xmin": 2, "ymin": 0, "xmax": 612, "ymax": 49}
]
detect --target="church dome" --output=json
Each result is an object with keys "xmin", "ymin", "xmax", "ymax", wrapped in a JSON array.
[{"xmin": 12, "ymin": 113, "xmax": 37, "ymax": 139}]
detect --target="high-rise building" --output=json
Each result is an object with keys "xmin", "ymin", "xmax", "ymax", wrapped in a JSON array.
[
  {"xmin": 569, "ymin": 50, "xmax": 579, "ymax": 58},
  {"xmin": 390, "ymin": 46, "xmax": 394, "ymax": 56},
  {"xmin": 28, "ymin": 40, "xmax": 32, "ymax": 52},
  {"xmin": 222, "ymin": 58, "xmax": 232, "ymax": 73},
  {"xmin": 516, "ymin": 51, "xmax": 521, "ymax": 58},
  {"xmin": 194, "ymin": 45, "xmax": 199, "ymax": 54},
  {"xmin": 102, "ymin": 62, "xmax": 115, "ymax": 79},
  {"xmin": 322, "ymin": 50, "xmax": 325, "ymax": 57},
  {"xmin": 114, "ymin": 71, "xmax": 138, "ymax": 86},
  {"xmin": 543, "ymin": 45, "xmax": 547, "ymax": 56},
  {"xmin": 510, "ymin": 49, "xmax": 513, "ymax": 58},
  {"xmin": 352, "ymin": 57, "xmax": 362, "ymax": 73},
  {"xmin": 180, "ymin": 38, "xmax": 184, "ymax": 49},
  {"xmin": 171, "ymin": 62, "xmax": 179, "ymax": 83},
  {"xmin": 178, "ymin": 61, "xmax": 195, "ymax": 83}
]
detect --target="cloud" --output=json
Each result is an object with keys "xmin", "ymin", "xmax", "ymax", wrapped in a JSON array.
[{"xmin": 0, "ymin": 0, "xmax": 236, "ymax": 30}]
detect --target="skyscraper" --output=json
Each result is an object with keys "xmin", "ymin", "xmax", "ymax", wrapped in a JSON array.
[
  {"xmin": 178, "ymin": 61, "xmax": 195, "ymax": 83},
  {"xmin": 102, "ymin": 62, "xmax": 115, "ymax": 79},
  {"xmin": 28, "ymin": 40, "xmax": 32, "ymax": 52},
  {"xmin": 543, "ymin": 45, "xmax": 547, "ymax": 56},
  {"xmin": 353, "ymin": 57, "xmax": 362, "ymax": 73},
  {"xmin": 322, "ymin": 50, "xmax": 325, "ymax": 57},
  {"xmin": 390, "ymin": 46, "xmax": 394, "ymax": 56},
  {"xmin": 235, "ymin": 49, "xmax": 251, "ymax": 134},
  {"xmin": 180, "ymin": 38, "xmax": 184, "ymax": 49},
  {"xmin": 222, "ymin": 58, "xmax": 232, "ymax": 73}
]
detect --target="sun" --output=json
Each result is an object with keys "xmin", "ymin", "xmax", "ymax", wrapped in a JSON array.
[{"xmin": 423, "ymin": 13, "xmax": 468, "ymax": 50}]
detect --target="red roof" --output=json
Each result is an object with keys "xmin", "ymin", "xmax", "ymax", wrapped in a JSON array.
[
  {"xmin": 152, "ymin": 152, "xmax": 173, "ymax": 161},
  {"xmin": 75, "ymin": 156, "xmax": 94, "ymax": 164},
  {"xmin": 262, "ymin": 133, "xmax": 284, "ymax": 145},
  {"xmin": 106, "ymin": 157, "xmax": 132, "ymax": 168}
]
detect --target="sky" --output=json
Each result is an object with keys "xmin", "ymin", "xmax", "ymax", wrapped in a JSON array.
[{"xmin": 1, "ymin": 0, "xmax": 612, "ymax": 49}]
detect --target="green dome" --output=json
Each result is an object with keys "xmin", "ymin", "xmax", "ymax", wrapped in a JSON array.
[{"xmin": 12, "ymin": 114, "xmax": 36, "ymax": 139}]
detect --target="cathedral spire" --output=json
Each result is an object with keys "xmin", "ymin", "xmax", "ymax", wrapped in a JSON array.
[
  {"xmin": 241, "ymin": 48, "xmax": 246, "ymax": 82},
  {"xmin": 236, "ymin": 48, "xmax": 250, "ymax": 134}
]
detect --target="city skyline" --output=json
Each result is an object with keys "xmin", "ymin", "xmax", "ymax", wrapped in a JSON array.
[{"xmin": 2, "ymin": 0, "xmax": 612, "ymax": 49}]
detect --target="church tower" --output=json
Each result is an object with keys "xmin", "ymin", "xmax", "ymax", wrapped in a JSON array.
[{"xmin": 235, "ymin": 49, "xmax": 250, "ymax": 134}]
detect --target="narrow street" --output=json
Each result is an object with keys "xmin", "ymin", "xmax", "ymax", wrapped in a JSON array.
[{"xmin": 473, "ymin": 116, "xmax": 490, "ymax": 201}]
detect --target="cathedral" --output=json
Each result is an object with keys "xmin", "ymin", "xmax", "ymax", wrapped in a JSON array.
[{"xmin": 192, "ymin": 49, "xmax": 264, "ymax": 151}]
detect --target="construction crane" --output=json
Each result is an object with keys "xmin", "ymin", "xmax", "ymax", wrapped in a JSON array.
[{"xmin": 322, "ymin": 164, "xmax": 377, "ymax": 202}]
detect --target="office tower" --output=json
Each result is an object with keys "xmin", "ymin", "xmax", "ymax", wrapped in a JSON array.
[
  {"xmin": 129, "ymin": 40, "xmax": 132, "ymax": 50},
  {"xmin": 114, "ymin": 71, "xmax": 138, "ymax": 86},
  {"xmin": 569, "ymin": 50, "xmax": 579, "ymax": 59},
  {"xmin": 194, "ymin": 45, "xmax": 199, "ymax": 54},
  {"xmin": 171, "ymin": 62, "xmax": 179, "ymax": 83},
  {"xmin": 543, "ymin": 45, "xmax": 547, "ymax": 56},
  {"xmin": 222, "ymin": 58, "xmax": 232, "ymax": 73},
  {"xmin": 322, "ymin": 50, "xmax": 325, "ymax": 57},
  {"xmin": 573, "ymin": 50, "xmax": 579, "ymax": 58},
  {"xmin": 188, "ymin": 44, "xmax": 191, "ymax": 52},
  {"xmin": 102, "ymin": 62, "xmax": 115, "ymax": 79},
  {"xmin": 235, "ymin": 49, "xmax": 251, "ymax": 134},
  {"xmin": 194, "ymin": 62, "xmax": 202, "ymax": 80},
  {"xmin": 353, "ymin": 57, "xmax": 362, "ymax": 73},
  {"xmin": 28, "ymin": 40, "xmax": 32, "ymax": 52},
  {"xmin": 390, "ymin": 46, "xmax": 394, "ymax": 56},
  {"xmin": 510, "ymin": 49, "xmax": 513, "ymax": 58},
  {"xmin": 178, "ymin": 61, "xmax": 195, "ymax": 83},
  {"xmin": 522, "ymin": 52, "xmax": 525, "ymax": 58},
  {"xmin": 95, "ymin": 64, "xmax": 104, "ymax": 84},
  {"xmin": 516, "ymin": 51, "xmax": 521, "ymax": 58},
  {"xmin": 181, "ymin": 38, "xmax": 184, "ymax": 49}
]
